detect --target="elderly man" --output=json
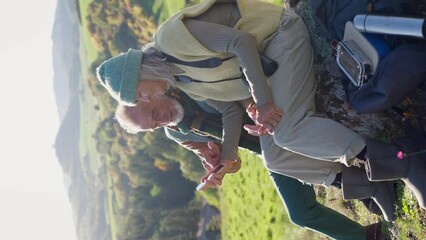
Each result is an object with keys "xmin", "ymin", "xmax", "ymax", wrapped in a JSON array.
[
  {"xmin": 115, "ymin": 88, "xmax": 388, "ymax": 240},
  {"xmin": 97, "ymin": 0, "xmax": 426, "ymax": 218},
  {"xmin": 115, "ymin": 88, "xmax": 397, "ymax": 222}
]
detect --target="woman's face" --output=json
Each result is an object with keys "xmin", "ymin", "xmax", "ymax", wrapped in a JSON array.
[{"xmin": 136, "ymin": 80, "xmax": 168, "ymax": 102}]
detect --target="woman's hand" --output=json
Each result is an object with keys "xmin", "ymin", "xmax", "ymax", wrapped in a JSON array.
[
  {"xmin": 245, "ymin": 101, "xmax": 282, "ymax": 135},
  {"xmin": 243, "ymin": 124, "xmax": 269, "ymax": 136},
  {"xmin": 256, "ymin": 101, "xmax": 283, "ymax": 132}
]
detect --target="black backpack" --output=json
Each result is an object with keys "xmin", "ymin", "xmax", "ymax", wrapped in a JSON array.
[
  {"xmin": 309, "ymin": 0, "xmax": 420, "ymax": 42},
  {"xmin": 309, "ymin": 0, "xmax": 426, "ymax": 118}
]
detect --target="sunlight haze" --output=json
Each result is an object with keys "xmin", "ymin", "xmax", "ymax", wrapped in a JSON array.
[{"xmin": 0, "ymin": 1, "xmax": 77, "ymax": 239}]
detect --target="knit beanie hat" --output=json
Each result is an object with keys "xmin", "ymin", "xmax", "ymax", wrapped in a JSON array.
[{"xmin": 96, "ymin": 49, "xmax": 143, "ymax": 106}]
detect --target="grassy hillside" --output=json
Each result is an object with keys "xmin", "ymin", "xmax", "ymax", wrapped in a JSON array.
[
  {"xmin": 220, "ymin": 151, "xmax": 318, "ymax": 240},
  {"xmin": 152, "ymin": 0, "xmax": 187, "ymax": 23},
  {"xmin": 220, "ymin": 150, "xmax": 380, "ymax": 240}
]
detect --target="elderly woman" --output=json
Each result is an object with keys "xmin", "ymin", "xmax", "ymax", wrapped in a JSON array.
[{"xmin": 96, "ymin": 0, "xmax": 426, "ymax": 217}]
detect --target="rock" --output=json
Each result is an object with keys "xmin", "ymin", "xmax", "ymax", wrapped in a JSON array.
[{"xmin": 289, "ymin": 0, "xmax": 404, "ymax": 139}]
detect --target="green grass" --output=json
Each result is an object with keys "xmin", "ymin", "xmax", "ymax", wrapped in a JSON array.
[
  {"xmin": 78, "ymin": 0, "xmax": 119, "ymax": 238},
  {"xmin": 78, "ymin": 50, "xmax": 103, "ymax": 177},
  {"xmin": 220, "ymin": 150, "xmax": 324, "ymax": 240},
  {"xmin": 102, "ymin": 156, "xmax": 132, "ymax": 240},
  {"xmin": 106, "ymin": 185, "xmax": 120, "ymax": 240},
  {"xmin": 390, "ymin": 183, "xmax": 426, "ymax": 240},
  {"xmin": 153, "ymin": 0, "xmax": 186, "ymax": 24},
  {"xmin": 267, "ymin": 0, "xmax": 284, "ymax": 5},
  {"xmin": 79, "ymin": 0, "xmax": 99, "ymax": 63},
  {"xmin": 219, "ymin": 150, "xmax": 386, "ymax": 240},
  {"xmin": 79, "ymin": 0, "xmax": 101, "ymax": 178},
  {"xmin": 220, "ymin": 150, "xmax": 426, "ymax": 240}
]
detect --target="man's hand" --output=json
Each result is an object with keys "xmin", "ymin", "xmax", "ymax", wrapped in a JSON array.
[
  {"xmin": 246, "ymin": 102, "xmax": 258, "ymax": 122},
  {"xmin": 198, "ymin": 158, "xmax": 241, "ymax": 191},
  {"xmin": 200, "ymin": 141, "xmax": 221, "ymax": 171}
]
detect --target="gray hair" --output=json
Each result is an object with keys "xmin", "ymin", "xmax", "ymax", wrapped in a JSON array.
[
  {"xmin": 115, "ymin": 104, "xmax": 143, "ymax": 134},
  {"xmin": 139, "ymin": 42, "xmax": 175, "ymax": 87}
]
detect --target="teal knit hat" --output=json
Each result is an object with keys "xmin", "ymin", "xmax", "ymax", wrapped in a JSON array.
[{"xmin": 96, "ymin": 49, "xmax": 143, "ymax": 106}]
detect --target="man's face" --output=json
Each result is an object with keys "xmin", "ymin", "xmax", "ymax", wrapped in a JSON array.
[
  {"xmin": 136, "ymin": 80, "xmax": 169, "ymax": 102},
  {"xmin": 130, "ymin": 94, "xmax": 184, "ymax": 131}
]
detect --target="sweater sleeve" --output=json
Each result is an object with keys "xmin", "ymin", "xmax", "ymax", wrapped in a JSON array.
[
  {"xmin": 183, "ymin": 18, "xmax": 273, "ymax": 106},
  {"xmin": 163, "ymin": 128, "xmax": 213, "ymax": 158},
  {"xmin": 204, "ymin": 99, "xmax": 243, "ymax": 161},
  {"xmin": 164, "ymin": 127, "xmax": 214, "ymax": 144}
]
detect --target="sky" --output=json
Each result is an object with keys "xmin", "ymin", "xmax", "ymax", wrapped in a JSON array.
[{"xmin": 0, "ymin": 1, "xmax": 77, "ymax": 239}]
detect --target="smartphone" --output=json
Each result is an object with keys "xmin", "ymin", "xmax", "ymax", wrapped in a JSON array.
[{"xmin": 196, "ymin": 164, "xmax": 225, "ymax": 192}]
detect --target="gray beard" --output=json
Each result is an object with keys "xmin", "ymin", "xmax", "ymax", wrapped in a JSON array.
[{"xmin": 167, "ymin": 99, "xmax": 184, "ymax": 127}]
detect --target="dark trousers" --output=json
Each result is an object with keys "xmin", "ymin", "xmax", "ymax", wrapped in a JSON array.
[{"xmin": 270, "ymin": 172, "xmax": 365, "ymax": 240}]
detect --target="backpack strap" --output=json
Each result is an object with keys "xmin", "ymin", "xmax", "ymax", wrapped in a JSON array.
[
  {"xmin": 164, "ymin": 51, "xmax": 278, "ymax": 84},
  {"xmin": 162, "ymin": 52, "xmax": 234, "ymax": 68},
  {"xmin": 174, "ymin": 75, "xmax": 243, "ymax": 84}
]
